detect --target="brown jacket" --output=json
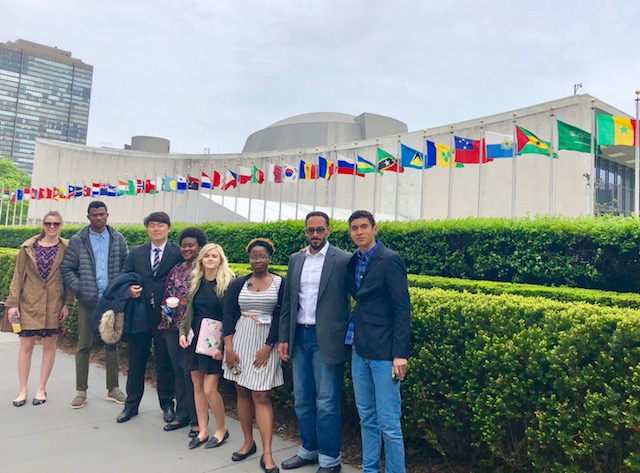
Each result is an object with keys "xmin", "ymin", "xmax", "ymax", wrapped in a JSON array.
[{"xmin": 6, "ymin": 235, "xmax": 75, "ymax": 330}]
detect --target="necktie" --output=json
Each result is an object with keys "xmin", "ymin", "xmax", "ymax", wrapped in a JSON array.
[{"xmin": 152, "ymin": 247, "xmax": 161, "ymax": 274}]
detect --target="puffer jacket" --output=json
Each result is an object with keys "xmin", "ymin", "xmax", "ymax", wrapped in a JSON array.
[{"xmin": 61, "ymin": 225, "xmax": 129, "ymax": 306}]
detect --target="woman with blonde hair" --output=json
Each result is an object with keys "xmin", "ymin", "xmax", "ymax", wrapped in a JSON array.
[
  {"xmin": 223, "ymin": 238, "xmax": 284, "ymax": 473},
  {"xmin": 179, "ymin": 243, "xmax": 235, "ymax": 449},
  {"xmin": 7, "ymin": 211, "xmax": 74, "ymax": 406}
]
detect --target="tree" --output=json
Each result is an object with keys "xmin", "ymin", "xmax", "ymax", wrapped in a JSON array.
[{"xmin": 0, "ymin": 157, "xmax": 32, "ymax": 225}]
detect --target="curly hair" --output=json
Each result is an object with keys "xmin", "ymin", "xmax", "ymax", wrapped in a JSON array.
[{"xmin": 246, "ymin": 238, "xmax": 275, "ymax": 256}]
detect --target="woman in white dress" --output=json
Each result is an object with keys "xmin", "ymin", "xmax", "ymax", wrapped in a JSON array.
[{"xmin": 223, "ymin": 238, "xmax": 284, "ymax": 473}]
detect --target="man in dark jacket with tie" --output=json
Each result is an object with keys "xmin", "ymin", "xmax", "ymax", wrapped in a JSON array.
[
  {"xmin": 116, "ymin": 211, "xmax": 183, "ymax": 423},
  {"xmin": 346, "ymin": 210, "xmax": 411, "ymax": 473}
]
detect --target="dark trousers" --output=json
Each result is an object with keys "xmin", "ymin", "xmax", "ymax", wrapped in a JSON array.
[
  {"xmin": 124, "ymin": 327, "xmax": 175, "ymax": 411},
  {"xmin": 165, "ymin": 329, "xmax": 197, "ymax": 425}
]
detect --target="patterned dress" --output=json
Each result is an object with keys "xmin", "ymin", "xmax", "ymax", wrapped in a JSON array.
[
  {"xmin": 20, "ymin": 242, "xmax": 62, "ymax": 338},
  {"xmin": 223, "ymin": 276, "xmax": 284, "ymax": 391}
]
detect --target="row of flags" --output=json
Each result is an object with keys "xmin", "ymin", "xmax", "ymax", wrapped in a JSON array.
[{"xmin": 7, "ymin": 114, "xmax": 633, "ymax": 203}]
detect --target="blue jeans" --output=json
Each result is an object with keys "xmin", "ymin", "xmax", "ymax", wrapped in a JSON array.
[
  {"xmin": 292, "ymin": 325, "xmax": 345, "ymax": 468},
  {"xmin": 352, "ymin": 350, "xmax": 405, "ymax": 473}
]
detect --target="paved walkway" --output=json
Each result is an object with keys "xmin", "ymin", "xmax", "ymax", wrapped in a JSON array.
[{"xmin": 0, "ymin": 332, "xmax": 359, "ymax": 473}]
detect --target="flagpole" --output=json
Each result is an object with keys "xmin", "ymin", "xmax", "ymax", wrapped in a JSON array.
[
  {"xmin": 278, "ymin": 154, "xmax": 284, "ymax": 221},
  {"xmin": 312, "ymin": 148, "xmax": 318, "ymax": 211},
  {"xmin": 395, "ymin": 135, "xmax": 401, "ymax": 221},
  {"xmin": 477, "ymin": 120, "xmax": 485, "ymax": 218},
  {"xmin": 549, "ymin": 108, "xmax": 555, "ymax": 216},
  {"xmin": 589, "ymin": 100, "xmax": 596, "ymax": 216},
  {"xmin": 420, "ymin": 130, "xmax": 427, "ymax": 220},
  {"xmin": 352, "ymin": 143, "xmax": 358, "ymax": 213},
  {"xmin": 208, "ymin": 164, "xmax": 214, "ymax": 220},
  {"xmin": 511, "ymin": 114, "xmax": 518, "ymax": 218},
  {"xmin": 373, "ymin": 139, "xmax": 379, "ymax": 218},
  {"xmin": 0, "ymin": 181, "xmax": 4, "ymax": 225},
  {"xmin": 330, "ymin": 146, "xmax": 336, "ymax": 219},
  {"xmin": 222, "ymin": 162, "xmax": 227, "ymax": 218},
  {"xmin": 635, "ymin": 91, "xmax": 640, "ymax": 217},
  {"xmin": 234, "ymin": 159, "xmax": 240, "ymax": 222},
  {"xmin": 12, "ymin": 186, "xmax": 18, "ymax": 226},
  {"xmin": 19, "ymin": 188, "xmax": 25, "ymax": 225},
  {"xmin": 262, "ymin": 158, "xmax": 268, "ymax": 223},
  {"xmin": 295, "ymin": 151, "xmax": 301, "ymax": 220},
  {"xmin": 175, "ymin": 166, "xmax": 180, "ymax": 222},
  {"xmin": 447, "ymin": 127, "xmax": 454, "ymax": 219}
]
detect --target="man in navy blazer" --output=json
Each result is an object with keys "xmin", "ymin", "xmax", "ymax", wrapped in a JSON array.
[
  {"xmin": 346, "ymin": 210, "xmax": 411, "ymax": 473},
  {"xmin": 116, "ymin": 211, "xmax": 184, "ymax": 424},
  {"xmin": 278, "ymin": 212, "xmax": 351, "ymax": 473}
]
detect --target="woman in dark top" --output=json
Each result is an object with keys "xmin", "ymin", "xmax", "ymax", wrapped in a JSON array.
[
  {"xmin": 160, "ymin": 227, "xmax": 207, "ymax": 436},
  {"xmin": 179, "ymin": 243, "xmax": 235, "ymax": 449},
  {"xmin": 6, "ymin": 211, "xmax": 74, "ymax": 406}
]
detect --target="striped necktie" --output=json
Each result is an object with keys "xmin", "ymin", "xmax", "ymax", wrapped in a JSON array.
[{"xmin": 152, "ymin": 247, "xmax": 161, "ymax": 274}]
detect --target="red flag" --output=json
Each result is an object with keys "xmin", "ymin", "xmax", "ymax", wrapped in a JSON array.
[
  {"xmin": 83, "ymin": 185, "xmax": 91, "ymax": 197},
  {"xmin": 145, "ymin": 179, "xmax": 157, "ymax": 193},
  {"xmin": 212, "ymin": 171, "xmax": 222, "ymax": 188},
  {"xmin": 454, "ymin": 137, "xmax": 493, "ymax": 164}
]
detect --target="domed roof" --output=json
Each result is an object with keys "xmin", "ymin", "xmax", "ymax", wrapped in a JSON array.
[
  {"xmin": 243, "ymin": 112, "xmax": 407, "ymax": 153},
  {"xmin": 268, "ymin": 112, "xmax": 358, "ymax": 127}
]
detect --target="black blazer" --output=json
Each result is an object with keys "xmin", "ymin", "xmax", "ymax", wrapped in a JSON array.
[
  {"xmin": 121, "ymin": 242, "xmax": 183, "ymax": 328},
  {"xmin": 279, "ymin": 244, "xmax": 351, "ymax": 365},
  {"xmin": 346, "ymin": 242, "xmax": 411, "ymax": 360},
  {"xmin": 223, "ymin": 273, "xmax": 284, "ymax": 346}
]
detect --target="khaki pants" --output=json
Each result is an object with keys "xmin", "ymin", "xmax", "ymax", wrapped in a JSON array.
[{"xmin": 75, "ymin": 302, "xmax": 119, "ymax": 391}]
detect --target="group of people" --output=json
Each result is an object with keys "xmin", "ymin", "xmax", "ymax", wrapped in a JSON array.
[{"xmin": 6, "ymin": 202, "xmax": 411, "ymax": 473}]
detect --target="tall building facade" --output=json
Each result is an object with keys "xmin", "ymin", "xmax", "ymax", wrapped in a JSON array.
[{"xmin": 0, "ymin": 39, "xmax": 92, "ymax": 174}]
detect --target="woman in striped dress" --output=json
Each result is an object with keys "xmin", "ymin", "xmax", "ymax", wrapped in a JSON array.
[{"xmin": 223, "ymin": 238, "xmax": 284, "ymax": 473}]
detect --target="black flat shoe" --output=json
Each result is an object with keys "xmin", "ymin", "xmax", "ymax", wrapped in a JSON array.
[
  {"xmin": 188, "ymin": 435, "xmax": 209, "ymax": 450},
  {"xmin": 204, "ymin": 430, "xmax": 229, "ymax": 449},
  {"xmin": 32, "ymin": 394, "xmax": 47, "ymax": 406},
  {"xmin": 164, "ymin": 419, "xmax": 189, "ymax": 431},
  {"xmin": 261, "ymin": 454, "xmax": 280, "ymax": 473},
  {"xmin": 232, "ymin": 442, "xmax": 257, "ymax": 461},
  {"xmin": 281, "ymin": 455, "xmax": 317, "ymax": 470},
  {"xmin": 13, "ymin": 398, "xmax": 26, "ymax": 407},
  {"xmin": 188, "ymin": 429, "xmax": 199, "ymax": 438}
]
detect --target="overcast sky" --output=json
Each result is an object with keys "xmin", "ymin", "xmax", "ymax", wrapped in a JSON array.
[{"xmin": 3, "ymin": 0, "xmax": 639, "ymax": 154}]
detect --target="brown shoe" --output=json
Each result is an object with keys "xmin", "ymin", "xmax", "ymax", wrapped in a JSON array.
[{"xmin": 70, "ymin": 391, "xmax": 87, "ymax": 409}]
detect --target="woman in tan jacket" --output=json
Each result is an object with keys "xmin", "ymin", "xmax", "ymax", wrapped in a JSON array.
[{"xmin": 6, "ymin": 211, "xmax": 74, "ymax": 407}]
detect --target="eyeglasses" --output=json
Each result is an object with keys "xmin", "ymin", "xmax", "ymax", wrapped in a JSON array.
[
  {"xmin": 43, "ymin": 222, "xmax": 61, "ymax": 228},
  {"xmin": 305, "ymin": 227, "xmax": 326, "ymax": 235},
  {"xmin": 249, "ymin": 255, "xmax": 270, "ymax": 262}
]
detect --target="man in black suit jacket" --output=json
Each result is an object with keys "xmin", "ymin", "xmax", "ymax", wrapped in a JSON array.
[
  {"xmin": 116, "ymin": 211, "xmax": 184, "ymax": 423},
  {"xmin": 278, "ymin": 212, "xmax": 351, "ymax": 473},
  {"xmin": 346, "ymin": 210, "xmax": 411, "ymax": 473}
]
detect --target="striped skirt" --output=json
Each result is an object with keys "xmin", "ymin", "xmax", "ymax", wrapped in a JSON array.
[{"xmin": 223, "ymin": 316, "xmax": 283, "ymax": 391}]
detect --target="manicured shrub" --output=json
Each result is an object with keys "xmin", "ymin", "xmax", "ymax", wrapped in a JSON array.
[
  {"xmin": 2, "ymin": 215, "xmax": 639, "ymax": 290},
  {"xmin": 406, "ymin": 288, "xmax": 640, "ymax": 471}
]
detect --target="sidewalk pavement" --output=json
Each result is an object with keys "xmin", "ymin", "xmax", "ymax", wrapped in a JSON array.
[{"xmin": 0, "ymin": 332, "xmax": 359, "ymax": 473}]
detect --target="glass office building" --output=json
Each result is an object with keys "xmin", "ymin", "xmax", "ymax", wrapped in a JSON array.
[{"xmin": 0, "ymin": 39, "xmax": 92, "ymax": 174}]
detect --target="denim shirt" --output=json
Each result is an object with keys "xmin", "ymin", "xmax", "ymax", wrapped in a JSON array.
[{"xmin": 89, "ymin": 227, "xmax": 110, "ymax": 298}]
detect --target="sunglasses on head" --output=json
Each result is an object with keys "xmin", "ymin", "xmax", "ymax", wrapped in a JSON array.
[{"xmin": 43, "ymin": 221, "xmax": 61, "ymax": 228}]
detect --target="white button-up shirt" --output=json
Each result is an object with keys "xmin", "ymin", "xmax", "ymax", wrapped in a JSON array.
[{"xmin": 297, "ymin": 241, "xmax": 329, "ymax": 325}]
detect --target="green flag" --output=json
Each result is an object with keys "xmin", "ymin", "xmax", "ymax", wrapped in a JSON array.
[
  {"xmin": 126, "ymin": 179, "xmax": 136, "ymax": 195},
  {"xmin": 558, "ymin": 120, "xmax": 591, "ymax": 153}
]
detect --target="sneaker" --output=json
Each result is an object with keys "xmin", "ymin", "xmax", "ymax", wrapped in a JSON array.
[
  {"xmin": 107, "ymin": 388, "xmax": 126, "ymax": 404},
  {"xmin": 70, "ymin": 391, "xmax": 87, "ymax": 409}
]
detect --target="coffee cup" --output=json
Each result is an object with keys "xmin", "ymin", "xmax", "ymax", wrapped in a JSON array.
[{"xmin": 166, "ymin": 297, "xmax": 180, "ymax": 309}]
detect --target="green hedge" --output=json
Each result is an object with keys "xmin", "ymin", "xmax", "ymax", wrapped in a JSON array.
[
  {"xmin": 406, "ymin": 288, "xmax": 640, "ymax": 471},
  {"xmin": 3, "ymin": 215, "xmax": 640, "ymax": 291},
  {"xmin": 409, "ymin": 274, "xmax": 640, "ymax": 310}
]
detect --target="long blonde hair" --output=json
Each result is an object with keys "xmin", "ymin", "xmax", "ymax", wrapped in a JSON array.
[
  {"xmin": 38, "ymin": 210, "xmax": 64, "ymax": 240},
  {"xmin": 189, "ymin": 243, "xmax": 235, "ymax": 299}
]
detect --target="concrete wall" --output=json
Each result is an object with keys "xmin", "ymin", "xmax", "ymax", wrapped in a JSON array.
[{"xmin": 28, "ymin": 95, "xmax": 629, "ymax": 225}]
